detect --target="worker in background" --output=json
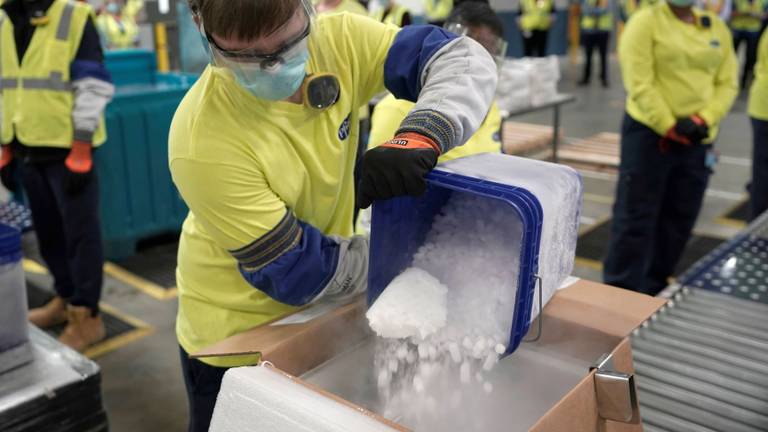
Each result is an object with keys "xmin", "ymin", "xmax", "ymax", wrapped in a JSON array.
[
  {"xmin": 95, "ymin": 0, "xmax": 143, "ymax": 49},
  {"xmin": 0, "ymin": 0, "xmax": 115, "ymax": 350},
  {"xmin": 369, "ymin": 1, "xmax": 503, "ymax": 164},
  {"xmin": 424, "ymin": 0, "xmax": 453, "ymax": 26},
  {"xmin": 604, "ymin": 0, "xmax": 738, "ymax": 295},
  {"xmin": 370, "ymin": 0, "xmax": 411, "ymax": 26},
  {"xmin": 518, "ymin": 0, "xmax": 556, "ymax": 57},
  {"xmin": 619, "ymin": 0, "xmax": 657, "ymax": 22},
  {"xmin": 578, "ymin": 0, "xmax": 613, "ymax": 87},
  {"xmin": 749, "ymin": 30, "xmax": 768, "ymax": 218},
  {"xmin": 730, "ymin": 0, "xmax": 768, "ymax": 89},
  {"xmin": 315, "ymin": 0, "xmax": 367, "ymax": 14},
  {"xmin": 171, "ymin": 0, "xmax": 497, "ymax": 430}
]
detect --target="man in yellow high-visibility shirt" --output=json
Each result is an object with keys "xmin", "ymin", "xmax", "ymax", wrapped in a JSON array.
[
  {"xmin": 0, "ymin": 0, "xmax": 114, "ymax": 350},
  {"xmin": 749, "ymin": 30, "xmax": 768, "ymax": 218},
  {"xmin": 518, "ymin": 0, "xmax": 557, "ymax": 57},
  {"xmin": 95, "ymin": 0, "xmax": 143, "ymax": 50},
  {"xmin": 171, "ymin": 0, "xmax": 497, "ymax": 430},
  {"xmin": 730, "ymin": 0, "xmax": 768, "ymax": 88},
  {"xmin": 604, "ymin": 0, "xmax": 738, "ymax": 295},
  {"xmin": 578, "ymin": 0, "xmax": 613, "ymax": 87}
]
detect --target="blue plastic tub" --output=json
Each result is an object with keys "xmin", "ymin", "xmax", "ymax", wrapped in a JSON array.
[{"xmin": 368, "ymin": 169, "xmax": 544, "ymax": 356}]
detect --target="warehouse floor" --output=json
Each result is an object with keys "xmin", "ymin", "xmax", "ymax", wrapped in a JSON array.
[{"xmin": 11, "ymin": 56, "xmax": 755, "ymax": 431}]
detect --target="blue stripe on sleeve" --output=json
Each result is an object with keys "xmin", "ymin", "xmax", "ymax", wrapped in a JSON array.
[
  {"xmin": 238, "ymin": 221, "xmax": 341, "ymax": 307},
  {"xmin": 383, "ymin": 25, "xmax": 458, "ymax": 102},
  {"xmin": 71, "ymin": 60, "xmax": 112, "ymax": 83}
]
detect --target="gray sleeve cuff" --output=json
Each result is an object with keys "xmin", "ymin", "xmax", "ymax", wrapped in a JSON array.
[
  {"xmin": 73, "ymin": 129, "xmax": 94, "ymax": 143},
  {"xmin": 407, "ymin": 36, "xmax": 498, "ymax": 152},
  {"xmin": 396, "ymin": 110, "xmax": 454, "ymax": 154},
  {"xmin": 72, "ymin": 77, "xmax": 115, "ymax": 137}
]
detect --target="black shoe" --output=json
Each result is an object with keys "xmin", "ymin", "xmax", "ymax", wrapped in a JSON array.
[
  {"xmin": 577, "ymin": 79, "xmax": 590, "ymax": 87},
  {"xmin": 601, "ymin": 79, "xmax": 609, "ymax": 88}
]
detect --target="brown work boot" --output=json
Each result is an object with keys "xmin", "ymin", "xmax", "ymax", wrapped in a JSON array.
[
  {"xmin": 28, "ymin": 296, "xmax": 68, "ymax": 328},
  {"xmin": 58, "ymin": 305, "xmax": 106, "ymax": 352}
]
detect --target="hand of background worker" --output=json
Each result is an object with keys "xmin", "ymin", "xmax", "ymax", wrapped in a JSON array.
[
  {"xmin": 0, "ymin": 145, "xmax": 17, "ymax": 192},
  {"xmin": 674, "ymin": 115, "xmax": 709, "ymax": 145},
  {"xmin": 64, "ymin": 141, "xmax": 94, "ymax": 194},
  {"xmin": 357, "ymin": 133, "xmax": 440, "ymax": 209}
]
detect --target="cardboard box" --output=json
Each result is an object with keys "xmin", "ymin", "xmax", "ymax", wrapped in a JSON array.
[{"xmin": 194, "ymin": 280, "xmax": 666, "ymax": 431}]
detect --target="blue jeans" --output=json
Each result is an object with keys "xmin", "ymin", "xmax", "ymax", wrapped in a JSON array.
[
  {"xmin": 751, "ymin": 117, "xmax": 768, "ymax": 220},
  {"xmin": 603, "ymin": 114, "xmax": 711, "ymax": 295}
]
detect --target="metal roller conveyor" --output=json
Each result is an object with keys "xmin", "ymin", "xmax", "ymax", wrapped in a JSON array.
[{"xmin": 632, "ymin": 212, "xmax": 768, "ymax": 432}]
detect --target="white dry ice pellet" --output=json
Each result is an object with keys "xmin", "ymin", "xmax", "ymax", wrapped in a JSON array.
[
  {"xmin": 378, "ymin": 369, "xmax": 390, "ymax": 387},
  {"xmin": 388, "ymin": 358, "xmax": 398, "ymax": 373},
  {"xmin": 448, "ymin": 342, "xmax": 462, "ymax": 363},
  {"xmin": 406, "ymin": 350, "xmax": 417, "ymax": 364},
  {"xmin": 418, "ymin": 344, "xmax": 429, "ymax": 359},
  {"xmin": 483, "ymin": 352, "xmax": 498, "ymax": 371},
  {"xmin": 460, "ymin": 361, "xmax": 471, "ymax": 384},
  {"xmin": 396, "ymin": 345, "xmax": 408, "ymax": 360},
  {"xmin": 462, "ymin": 336, "xmax": 473, "ymax": 350},
  {"xmin": 413, "ymin": 376, "xmax": 425, "ymax": 393},
  {"xmin": 495, "ymin": 343, "xmax": 506, "ymax": 355}
]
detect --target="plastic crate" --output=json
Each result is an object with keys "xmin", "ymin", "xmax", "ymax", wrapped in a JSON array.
[
  {"xmin": 368, "ymin": 153, "xmax": 582, "ymax": 356},
  {"xmin": 98, "ymin": 53, "xmax": 197, "ymax": 259},
  {"xmin": 104, "ymin": 49, "xmax": 158, "ymax": 87}
]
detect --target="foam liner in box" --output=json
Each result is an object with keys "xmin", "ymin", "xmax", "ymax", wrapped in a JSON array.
[{"xmin": 209, "ymin": 365, "xmax": 401, "ymax": 432}]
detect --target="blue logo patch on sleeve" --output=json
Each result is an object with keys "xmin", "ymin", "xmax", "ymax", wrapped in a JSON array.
[
  {"xmin": 493, "ymin": 131, "xmax": 501, "ymax": 142},
  {"xmin": 338, "ymin": 114, "xmax": 351, "ymax": 141}
]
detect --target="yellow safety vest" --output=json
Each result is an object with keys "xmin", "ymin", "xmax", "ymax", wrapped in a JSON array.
[
  {"xmin": 581, "ymin": 0, "xmax": 614, "ymax": 31},
  {"xmin": 1, "ymin": 0, "xmax": 106, "ymax": 147},
  {"xmin": 95, "ymin": 13, "xmax": 139, "ymax": 49},
  {"xmin": 731, "ymin": 0, "xmax": 767, "ymax": 32},
  {"xmin": 371, "ymin": 4, "xmax": 409, "ymax": 26},
  {"xmin": 748, "ymin": 31, "xmax": 768, "ymax": 120},
  {"xmin": 520, "ymin": 0, "xmax": 555, "ymax": 31},
  {"xmin": 423, "ymin": 0, "xmax": 453, "ymax": 22}
]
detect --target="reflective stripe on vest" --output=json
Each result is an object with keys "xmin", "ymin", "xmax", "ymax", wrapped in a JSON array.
[
  {"xmin": 581, "ymin": 0, "xmax": 613, "ymax": 30},
  {"xmin": 731, "ymin": 0, "xmax": 765, "ymax": 31}
]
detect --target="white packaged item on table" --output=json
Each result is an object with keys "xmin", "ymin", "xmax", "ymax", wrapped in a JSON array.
[{"xmin": 209, "ymin": 366, "xmax": 400, "ymax": 432}]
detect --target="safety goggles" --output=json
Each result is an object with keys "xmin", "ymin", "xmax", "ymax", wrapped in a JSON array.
[
  {"xmin": 444, "ymin": 22, "xmax": 508, "ymax": 66},
  {"xmin": 199, "ymin": 2, "xmax": 313, "ymax": 71}
]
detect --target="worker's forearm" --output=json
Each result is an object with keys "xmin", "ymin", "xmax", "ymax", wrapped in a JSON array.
[{"xmin": 397, "ymin": 37, "xmax": 497, "ymax": 153}]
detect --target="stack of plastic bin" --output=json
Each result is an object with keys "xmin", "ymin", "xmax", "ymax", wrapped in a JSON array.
[{"xmin": 99, "ymin": 50, "xmax": 197, "ymax": 259}]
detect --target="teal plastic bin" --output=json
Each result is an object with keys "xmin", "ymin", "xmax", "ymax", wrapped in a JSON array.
[{"xmin": 99, "ymin": 50, "xmax": 197, "ymax": 259}]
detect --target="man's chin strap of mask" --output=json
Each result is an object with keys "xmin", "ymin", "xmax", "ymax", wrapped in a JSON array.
[{"xmin": 302, "ymin": 73, "xmax": 340, "ymax": 110}]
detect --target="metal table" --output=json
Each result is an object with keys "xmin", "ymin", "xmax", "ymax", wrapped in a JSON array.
[
  {"xmin": 501, "ymin": 93, "xmax": 577, "ymax": 163},
  {"xmin": 0, "ymin": 326, "xmax": 108, "ymax": 432}
]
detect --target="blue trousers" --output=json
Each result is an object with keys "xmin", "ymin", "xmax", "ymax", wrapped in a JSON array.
[
  {"xmin": 179, "ymin": 346, "xmax": 228, "ymax": 432},
  {"xmin": 603, "ymin": 114, "xmax": 711, "ymax": 295},
  {"xmin": 751, "ymin": 117, "xmax": 768, "ymax": 220},
  {"xmin": 22, "ymin": 161, "xmax": 103, "ymax": 312}
]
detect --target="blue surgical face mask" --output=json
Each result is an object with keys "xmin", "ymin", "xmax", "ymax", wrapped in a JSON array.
[
  {"xmin": 232, "ymin": 48, "xmax": 309, "ymax": 101},
  {"xmin": 666, "ymin": 0, "xmax": 695, "ymax": 6},
  {"xmin": 106, "ymin": 3, "xmax": 120, "ymax": 14}
]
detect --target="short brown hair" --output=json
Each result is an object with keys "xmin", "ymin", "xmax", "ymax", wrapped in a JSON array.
[{"xmin": 192, "ymin": 0, "xmax": 300, "ymax": 41}]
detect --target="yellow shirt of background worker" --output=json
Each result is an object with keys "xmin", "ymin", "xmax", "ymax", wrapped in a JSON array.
[
  {"xmin": 314, "ymin": 0, "xmax": 367, "ymax": 15},
  {"xmin": 370, "ymin": 94, "xmax": 502, "ymax": 163},
  {"xmin": 730, "ymin": 0, "xmax": 768, "ymax": 32},
  {"xmin": 620, "ymin": 3, "xmax": 738, "ymax": 142},
  {"xmin": 621, "ymin": 0, "xmax": 658, "ymax": 18},
  {"xmin": 520, "ymin": 0, "xmax": 555, "ymax": 31},
  {"xmin": 749, "ymin": 31, "xmax": 768, "ymax": 120},
  {"xmin": 95, "ymin": 0, "xmax": 143, "ymax": 49},
  {"xmin": 423, "ymin": 0, "xmax": 453, "ymax": 23}
]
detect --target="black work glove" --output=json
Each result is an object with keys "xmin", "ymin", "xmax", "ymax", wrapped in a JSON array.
[
  {"xmin": 356, "ymin": 133, "xmax": 440, "ymax": 209},
  {"xmin": 674, "ymin": 116, "xmax": 709, "ymax": 145}
]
